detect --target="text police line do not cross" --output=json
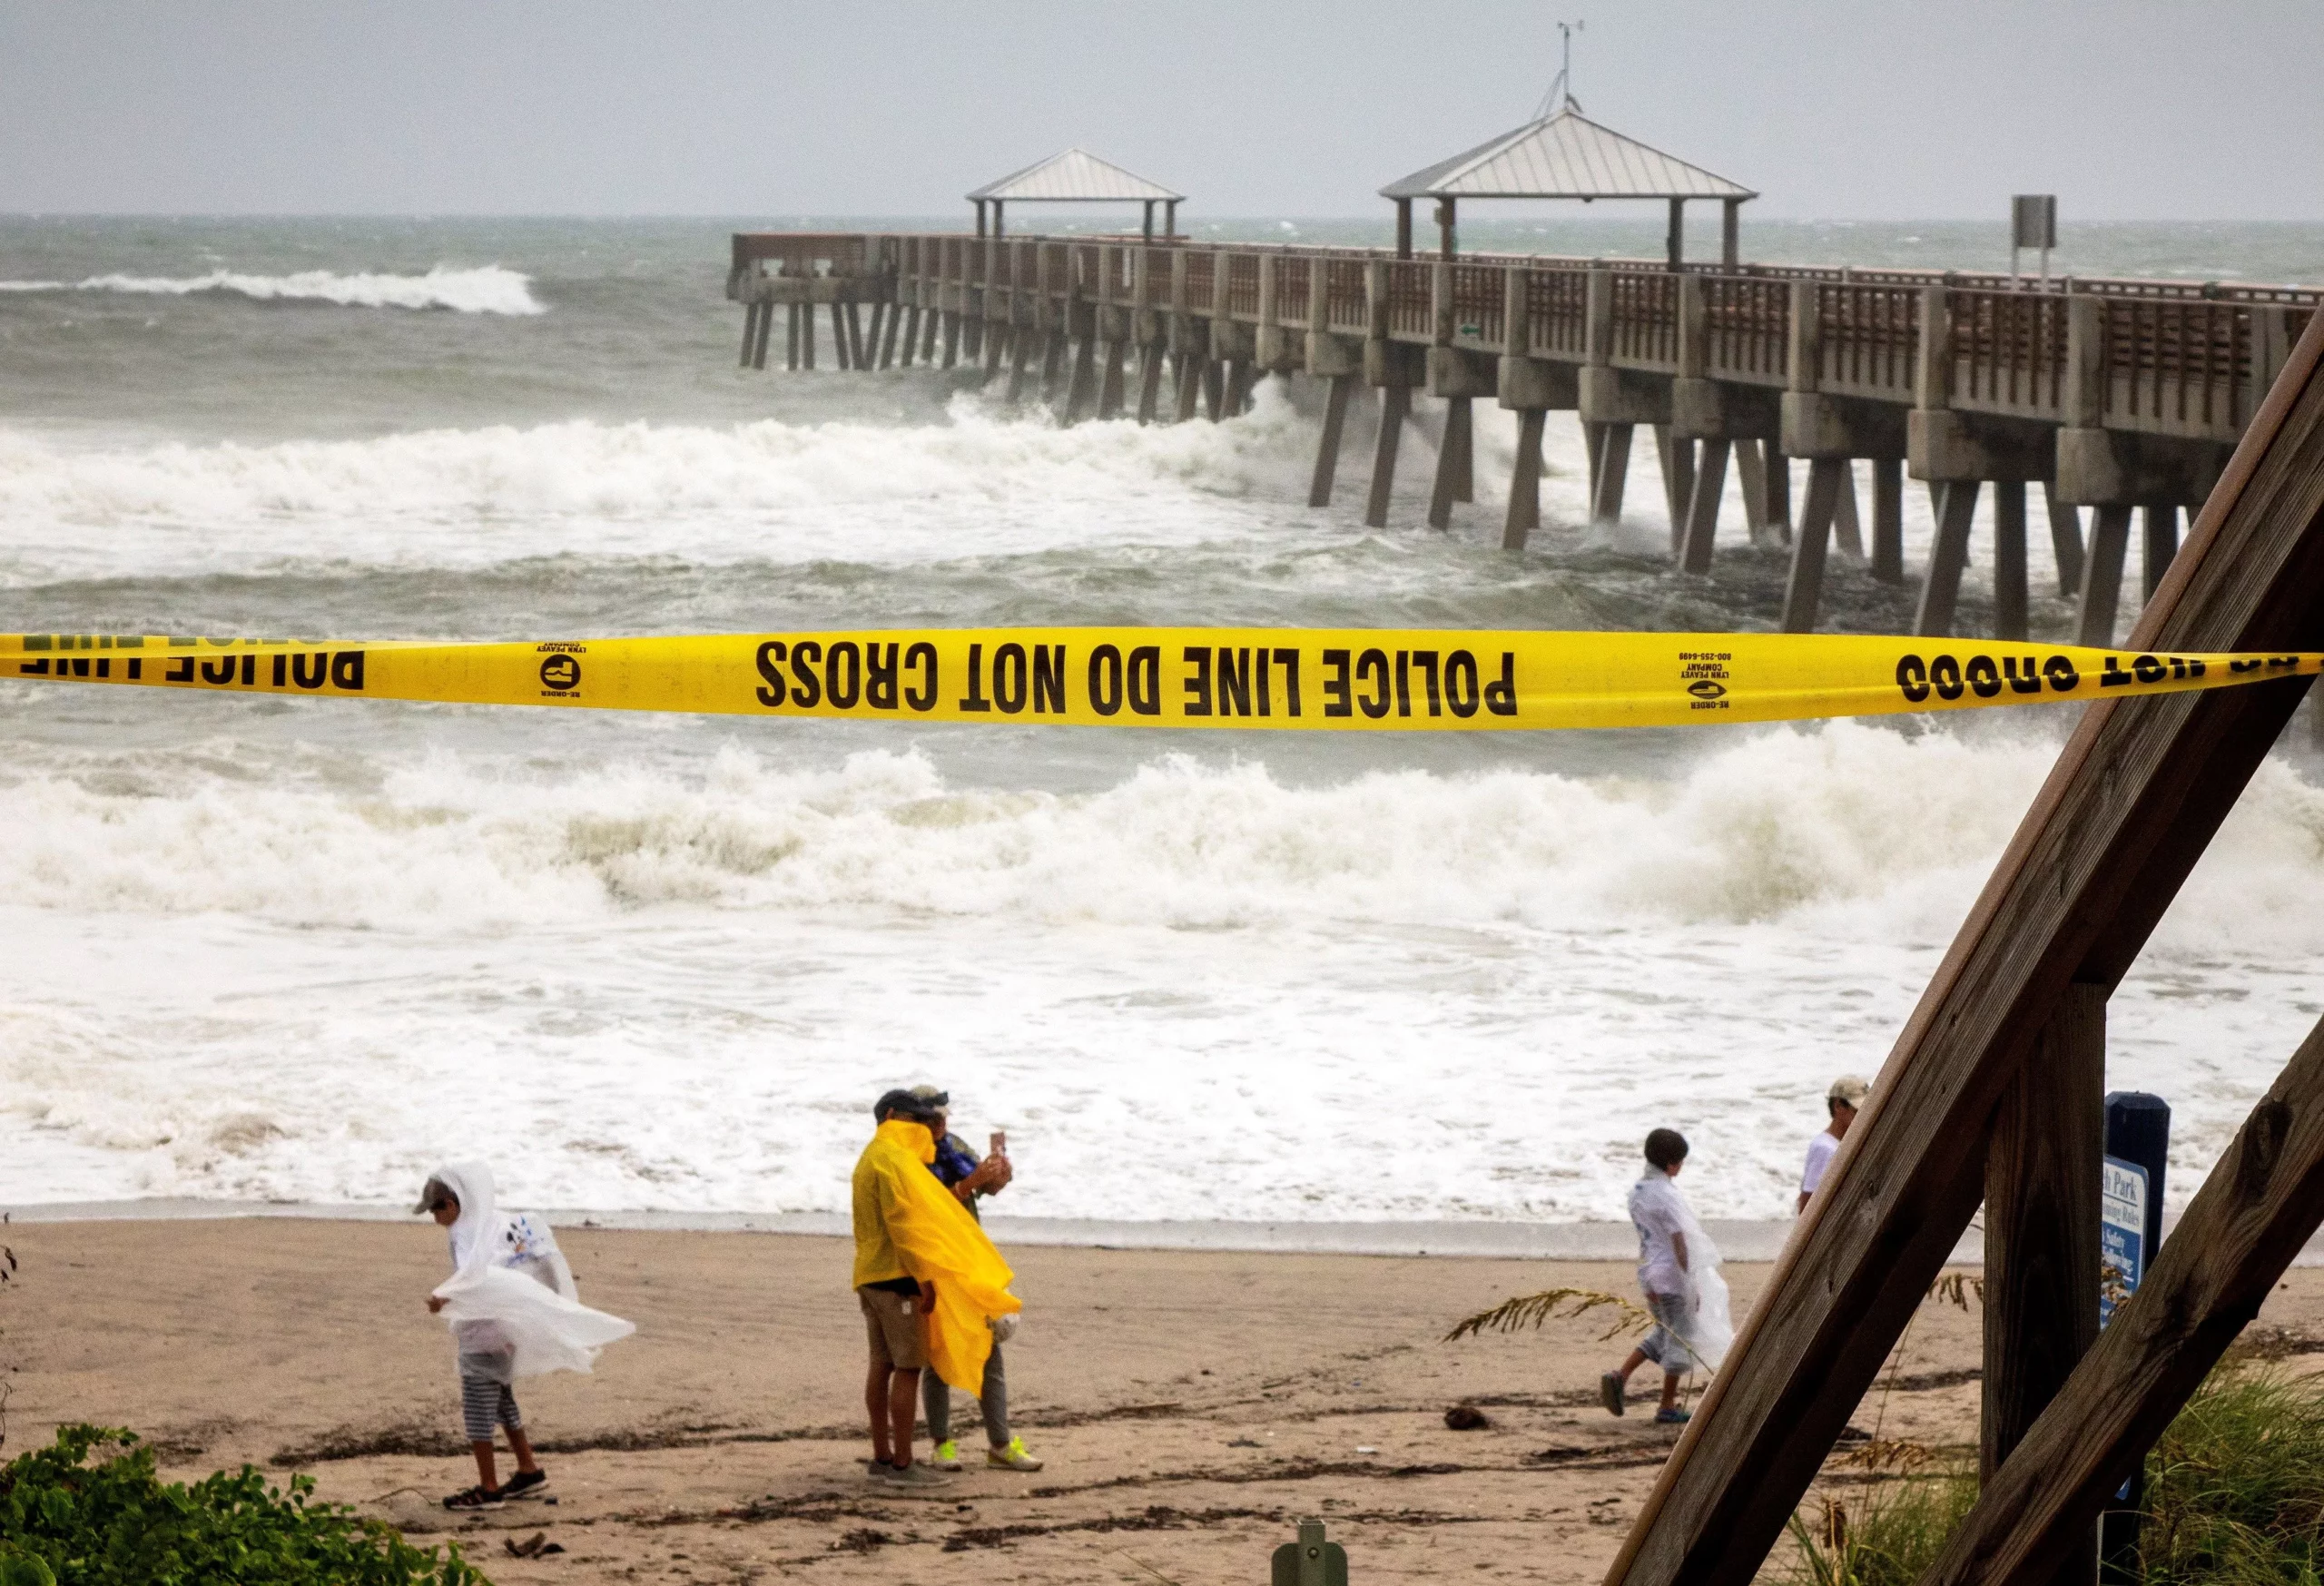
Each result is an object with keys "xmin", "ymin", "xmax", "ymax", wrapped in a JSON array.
[{"xmin": 752, "ymin": 640, "xmax": 1521, "ymax": 721}]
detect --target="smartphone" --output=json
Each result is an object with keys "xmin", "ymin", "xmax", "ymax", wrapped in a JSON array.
[{"xmin": 990, "ymin": 1130, "xmax": 1008, "ymax": 1157}]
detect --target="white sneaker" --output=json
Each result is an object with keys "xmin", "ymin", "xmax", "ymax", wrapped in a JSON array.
[{"xmin": 874, "ymin": 1461, "xmax": 953, "ymax": 1493}]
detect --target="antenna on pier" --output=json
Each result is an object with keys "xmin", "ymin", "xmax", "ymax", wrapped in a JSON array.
[{"xmin": 1534, "ymin": 19, "xmax": 1583, "ymax": 119}]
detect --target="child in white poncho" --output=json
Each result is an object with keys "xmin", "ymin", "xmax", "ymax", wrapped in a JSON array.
[
  {"xmin": 1600, "ymin": 1128, "xmax": 1733, "ymax": 1425},
  {"xmin": 418, "ymin": 1162, "xmax": 635, "ymax": 1512}
]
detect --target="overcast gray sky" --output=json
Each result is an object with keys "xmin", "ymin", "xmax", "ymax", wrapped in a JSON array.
[{"xmin": 2, "ymin": 1, "xmax": 2317, "ymax": 219}]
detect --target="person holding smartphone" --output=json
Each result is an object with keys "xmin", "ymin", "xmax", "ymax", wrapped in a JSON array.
[{"xmin": 906, "ymin": 1085, "xmax": 1042, "ymax": 1473}]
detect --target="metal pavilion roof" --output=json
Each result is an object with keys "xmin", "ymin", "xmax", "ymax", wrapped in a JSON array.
[
  {"xmin": 967, "ymin": 149, "xmax": 1184, "ymax": 204},
  {"xmin": 1380, "ymin": 108, "xmax": 1754, "ymax": 202}
]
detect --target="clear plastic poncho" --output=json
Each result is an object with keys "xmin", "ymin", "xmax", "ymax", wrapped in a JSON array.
[
  {"xmin": 1629, "ymin": 1167, "xmax": 1735, "ymax": 1373},
  {"xmin": 427, "ymin": 1161, "xmax": 636, "ymax": 1381}
]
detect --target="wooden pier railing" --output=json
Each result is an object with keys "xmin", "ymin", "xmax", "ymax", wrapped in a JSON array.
[{"xmin": 725, "ymin": 230, "xmax": 2319, "ymax": 645}]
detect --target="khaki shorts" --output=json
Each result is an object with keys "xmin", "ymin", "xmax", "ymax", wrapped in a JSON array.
[{"xmin": 859, "ymin": 1284, "xmax": 929, "ymax": 1371}]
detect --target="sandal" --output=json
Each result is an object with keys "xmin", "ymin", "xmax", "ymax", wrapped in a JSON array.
[
  {"xmin": 444, "ymin": 1484, "xmax": 505, "ymax": 1511},
  {"xmin": 502, "ymin": 1468, "xmax": 549, "ymax": 1501}
]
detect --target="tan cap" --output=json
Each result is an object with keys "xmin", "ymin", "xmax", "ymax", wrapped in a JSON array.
[{"xmin": 1827, "ymin": 1075, "xmax": 1870, "ymax": 1107}]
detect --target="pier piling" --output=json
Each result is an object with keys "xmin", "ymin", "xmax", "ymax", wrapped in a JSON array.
[
  {"xmin": 1365, "ymin": 385, "xmax": 1411, "ymax": 529},
  {"xmin": 1870, "ymin": 459, "xmax": 1905, "ymax": 583},
  {"xmin": 1735, "ymin": 440, "xmax": 1770, "ymax": 543},
  {"xmin": 1504, "ymin": 407, "xmax": 1546, "ymax": 549},
  {"xmin": 1779, "ymin": 458, "xmax": 1847, "ymax": 633},
  {"xmin": 1829, "ymin": 461, "xmax": 1863, "ymax": 559},
  {"xmin": 1678, "ymin": 439, "xmax": 1730, "ymax": 574},
  {"xmin": 1914, "ymin": 479, "xmax": 1982, "ymax": 636},
  {"xmin": 1310, "ymin": 375, "xmax": 1353, "ymax": 507},
  {"xmin": 1993, "ymin": 479, "xmax": 2030, "ymax": 640},
  {"xmin": 2045, "ymin": 484, "xmax": 2085, "ymax": 596},
  {"xmin": 1591, "ymin": 425, "xmax": 1633, "ymax": 524},
  {"xmin": 2077, "ymin": 505, "xmax": 2134, "ymax": 645},
  {"xmin": 2142, "ymin": 505, "xmax": 2180, "ymax": 602}
]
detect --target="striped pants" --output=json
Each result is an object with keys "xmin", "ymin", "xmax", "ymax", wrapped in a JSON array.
[{"xmin": 460, "ymin": 1374, "xmax": 524, "ymax": 1443}]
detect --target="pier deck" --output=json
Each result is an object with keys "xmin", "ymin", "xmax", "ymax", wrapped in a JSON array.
[{"xmin": 727, "ymin": 231, "xmax": 2318, "ymax": 644}]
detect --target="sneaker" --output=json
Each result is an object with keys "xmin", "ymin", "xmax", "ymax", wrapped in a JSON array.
[
  {"xmin": 1601, "ymin": 1372, "xmax": 1627, "ymax": 1418},
  {"xmin": 877, "ymin": 1461, "xmax": 953, "ymax": 1492},
  {"xmin": 1655, "ymin": 1407, "xmax": 1692, "ymax": 1424},
  {"xmin": 930, "ymin": 1439, "xmax": 963, "ymax": 1472},
  {"xmin": 443, "ymin": 1484, "xmax": 505, "ymax": 1512},
  {"xmin": 987, "ymin": 1436, "xmax": 1044, "ymax": 1472},
  {"xmin": 501, "ymin": 1468, "xmax": 548, "ymax": 1501}
]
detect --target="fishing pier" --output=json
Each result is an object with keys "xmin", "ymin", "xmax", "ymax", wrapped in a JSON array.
[{"xmin": 725, "ymin": 129, "xmax": 2318, "ymax": 648}]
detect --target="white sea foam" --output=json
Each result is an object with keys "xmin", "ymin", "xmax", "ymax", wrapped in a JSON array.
[
  {"xmin": 0, "ymin": 396, "xmax": 1324, "ymax": 581},
  {"xmin": 0, "ymin": 265, "xmax": 543, "ymax": 314},
  {"xmin": 2, "ymin": 728, "xmax": 2319, "ymax": 1221}
]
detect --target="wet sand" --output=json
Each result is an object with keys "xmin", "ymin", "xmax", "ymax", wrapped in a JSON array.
[{"xmin": 9, "ymin": 1217, "xmax": 2319, "ymax": 1584}]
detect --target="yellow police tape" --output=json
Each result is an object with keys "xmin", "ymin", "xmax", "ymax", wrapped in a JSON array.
[{"xmin": 4, "ymin": 630, "xmax": 2319, "ymax": 731}]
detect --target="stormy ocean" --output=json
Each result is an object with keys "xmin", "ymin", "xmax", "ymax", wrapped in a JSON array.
[{"xmin": 3, "ymin": 213, "xmax": 2320, "ymax": 1227}]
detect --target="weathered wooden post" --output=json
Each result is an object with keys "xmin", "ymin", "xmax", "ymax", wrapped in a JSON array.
[{"xmin": 1981, "ymin": 983, "xmax": 2104, "ymax": 1527}]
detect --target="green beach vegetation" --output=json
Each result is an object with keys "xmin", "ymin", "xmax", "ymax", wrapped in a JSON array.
[
  {"xmin": 1778, "ymin": 1361, "xmax": 2324, "ymax": 1586},
  {"xmin": 0, "ymin": 1425, "xmax": 486, "ymax": 1586}
]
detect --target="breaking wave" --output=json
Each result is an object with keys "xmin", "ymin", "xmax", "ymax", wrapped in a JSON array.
[
  {"xmin": 4, "ymin": 726, "xmax": 2319, "ymax": 952},
  {"xmin": 0, "ymin": 399, "xmax": 1322, "ymax": 580},
  {"xmin": 0, "ymin": 265, "xmax": 543, "ymax": 314}
]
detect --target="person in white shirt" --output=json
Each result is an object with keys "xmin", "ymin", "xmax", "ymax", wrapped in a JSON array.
[
  {"xmin": 1600, "ymin": 1128, "xmax": 1731, "ymax": 1424},
  {"xmin": 1797, "ymin": 1075, "xmax": 1869, "ymax": 1214}
]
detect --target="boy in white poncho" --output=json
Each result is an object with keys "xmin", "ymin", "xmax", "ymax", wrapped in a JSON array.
[
  {"xmin": 1600, "ymin": 1128, "xmax": 1733, "ymax": 1425},
  {"xmin": 418, "ymin": 1162, "xmax": 635, "ymax": 1511}
]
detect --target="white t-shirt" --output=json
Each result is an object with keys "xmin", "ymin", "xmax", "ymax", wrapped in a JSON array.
[
  {"xmin": 1629, "ymin": 1172, "xmax": 1689, "ymax": 1296},
  {"xmin": 1800, "ymin": 1130, "xmax": 1840, "ymax": 1198}
]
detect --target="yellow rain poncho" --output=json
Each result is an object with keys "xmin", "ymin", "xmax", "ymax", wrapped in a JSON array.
[{"xmin": 852, "ymin": 1118, "xmax": 1023, "ymax": 1392}]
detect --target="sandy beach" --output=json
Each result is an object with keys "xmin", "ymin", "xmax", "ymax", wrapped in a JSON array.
[{"xmin": 0, "ymin": 1214, "xmax": 2162, "ymax": 1585}]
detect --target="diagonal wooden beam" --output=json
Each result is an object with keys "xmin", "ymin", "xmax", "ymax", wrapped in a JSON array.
[
  {"xmin": 1922, "ymin": 1009, "xmax": 2324, "ymax": 1586},
  {"xmin": 1604, "ymin": 310, "xmax": 2324, "ymax": 1586}
]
